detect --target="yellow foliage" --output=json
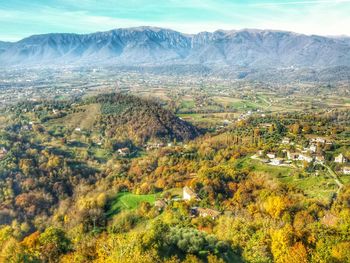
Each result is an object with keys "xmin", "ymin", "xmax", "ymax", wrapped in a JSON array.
[
  {"xmin": 207, "ymin": 254, "xmax": 225, "ymax": 263},
  {"xmin": 331, "ymin": 242, "xmax": 350, "ymax": 262},
  {"xmin": 288, "ymin": 242, "xmax": 308, "ymax": 263},
  {"xmin": 183, "ymin": 254, "xmax": 202, "ymax": 263},
  {"xmin": 270, "ymin": 225, "xmax": 294, "ymax": 263},
  {"xmin": 21, "ymin": 231, "xmax": 40, "ymax": 249},
  {"xmin": 96, "ymin": 193, "xmax": 107, "ymax": 208},
  {"xmin": 263, "ymin": 195, "xmax": 288, "ymax": 218}
]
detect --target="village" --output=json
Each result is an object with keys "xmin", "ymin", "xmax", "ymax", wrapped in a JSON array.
[{"xmin": 252, "ymin": 136, "xmax": 350, "ymax": 175}]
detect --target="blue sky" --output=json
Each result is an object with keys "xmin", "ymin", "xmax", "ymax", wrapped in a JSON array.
[{"xmin": 1, "ymin": 0, "xmax": 350, "ymax": 41}]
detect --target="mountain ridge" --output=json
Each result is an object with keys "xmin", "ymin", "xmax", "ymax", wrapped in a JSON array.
[{"xmin": 1, "ymin": 26, "xmax": 350, "ymax": 69}]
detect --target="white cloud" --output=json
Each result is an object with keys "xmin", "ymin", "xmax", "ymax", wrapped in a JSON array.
[
  {"xmin": 251, "ymin": 0, "xmax": 350, "ymax": 6},
  {"xmin": 1, "ymin": 0, "xmax": 350, "ymax": 41}
]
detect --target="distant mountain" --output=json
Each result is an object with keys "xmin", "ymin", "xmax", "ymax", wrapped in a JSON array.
[
  {"xmin": 1, "ymin": 26, "xmax": 350, "ymax": 69},
  {"xmin": 0, "ymin": 41, "xmax": 12, "ymax": 55}
]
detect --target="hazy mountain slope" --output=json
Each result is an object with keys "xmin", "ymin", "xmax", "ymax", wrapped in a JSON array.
[
  {"xmin": 1, "ymin": 27, "xmax": 350, "ymax": 68},
  {"xmin": 0, "ymin": 41, "xmax": 12, "ymax": 55}
]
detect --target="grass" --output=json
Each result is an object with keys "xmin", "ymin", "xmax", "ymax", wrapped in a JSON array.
[
  {"xmin": 340, "ymin": 174, "xmax": 350, "ymax": 185},
  {"xmin": 179, "ymin": 99, "xmax": 196, "ymax": 110},
  {"xmin": 235, "ymin": 157, "xmax": 294, "ymax": 178},
  {"xmin": 162, "ymin": 187, "xmax": 182, "ymax": 198},
  {"xmin": 237, "ymin": 157, "xmax": 336, "ymax": 201},
  {"xmin": 107, "ymin": 192, "xmax": 159, "ymax": 217},
  {"xmin": 91, "ymin": 147, "xmax": 112, "ymax": 163},
  {"xmin": 48, "ymin": 103, "xmax": 100, "ymax": 130}
]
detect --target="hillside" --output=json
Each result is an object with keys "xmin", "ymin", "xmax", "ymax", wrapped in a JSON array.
[
  {"xmin": 1, "ymin": 27, "xmax": 350, "ymax": 69},
  {"xmin": 0, "ymin": 93, "xmax": 200, "ymax": 226},
  {"xmin": 19, "ymin": 93, "xmax": 200, "ymax": 146},
  {"xmin": 91, "ymin": 93, "xmax": 201, "ymax": 144},
  {"xmin": 0, "ymin": 91, "xmax": 349, "ymax": 262}
]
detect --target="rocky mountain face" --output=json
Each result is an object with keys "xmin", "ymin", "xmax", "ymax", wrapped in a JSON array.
[{"xmin": 1, "ymin": 27, "xmax": 350, "ymax": 69}]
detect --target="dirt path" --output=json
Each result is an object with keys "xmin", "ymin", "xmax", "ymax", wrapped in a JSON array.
[{"xmin": 322, "ymin": 164, "xmax": 344, "ymax": 195}]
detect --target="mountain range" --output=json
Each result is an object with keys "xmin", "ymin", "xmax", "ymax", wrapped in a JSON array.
[{"xmin": 1, "ymin": 26, "xmax": 350, "ymax": 70}]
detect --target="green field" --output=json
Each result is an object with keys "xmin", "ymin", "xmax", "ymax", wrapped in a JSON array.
[
  {"xmin": 235, "ymin": 157, "xmax": 294, "ymax": 178},
  {"xmin": 48, "ymin": 103, "xmax": 100, "ymax": 130},
  {"xmin": 236, "ymin": 157, "xmax": 336, "ymax": 201},
  {"xmin": 107, "ymin": 192, "xmax": 159, "ymax": 216}
]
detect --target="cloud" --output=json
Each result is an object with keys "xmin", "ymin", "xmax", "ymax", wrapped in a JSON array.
[
  {"xmin": 1, "ymin": 0, "xmax": 350, "ymax": 41},
  {"xmin": 251, "ymin": 0, "xmax": 350, "ymax": 6}
]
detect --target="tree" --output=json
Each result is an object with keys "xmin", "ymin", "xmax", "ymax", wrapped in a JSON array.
[
  {"xmin": 270, "ymin": 225, "xmax": 294, "ymax": 263},
  {"xmin": 263, "ymin": 196, "xmax": 289, "ymax": 219},
  {"xmin": 291, "ymin": 123, "xmax": 301, "ymax": 135},
  {"xmin": 331, "ymin": 242, "xmax": 350, "ymax": 262},
  {"xmin": 38, "ymin": 227, "xmax": 71, "ymax": 262}
]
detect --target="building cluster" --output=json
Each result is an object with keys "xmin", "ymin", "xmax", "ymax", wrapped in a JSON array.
[
  {"xmin": 257, "ymin": 137, "xmax": 334, "ymax": 167},
  {"xmin": 154, "ymin": 186, "xmax": 221, "ymax": 220},
  {"xmin": 284, "ymin": 137, "xmax": 331, "ymax": 164},
  {"xmin": 144, "ymin": 142, "xmax": 174, "ymax": 151},
  {"xmin": 335, "ymin": 153, "xmax": 350, "ymax": 175},
  {"xmin": 256, "ymin": 136, "xmax": 350, "ymax": 175}
]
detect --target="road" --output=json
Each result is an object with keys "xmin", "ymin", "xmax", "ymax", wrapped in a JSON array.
[{"xmin": 322, "ymin": 163, "xmax": 344, "ymax": 195}]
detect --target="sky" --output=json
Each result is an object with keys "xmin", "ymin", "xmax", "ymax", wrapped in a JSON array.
[{"xmin": 1, "ymin": 0, "xmax": 350, "ymax": 41}]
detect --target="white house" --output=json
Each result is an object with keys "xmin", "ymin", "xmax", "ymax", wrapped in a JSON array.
[
  {"xmin": 270, "ymin": 158, "xmax": 284, "ymax": 166},
  {"xmin": 343, "ymin": 167, "xmax": 350, "ymax": 175},
  {"xmin": 315, "ymin": 155, "xmax": 325, "ymax": 164},
  {"xmin": 117, "ymin": 148, "xmax": 130, "ymax": 156},
  {"xmin": 309, "ymin": 144, "xmax": 317, "ymax": 153},
  {"xmin": 196, "ymin": 207, "xmax": 221, "ymax": 219},
  {"xmin": 267, "ymin": 153, "xmax": 276, "ymax": 159},
  {"xmin": 287, "ymin": 151, "xmax": 299, "ymax": 161},
  {"xmin": 298, "ymin": 154, "xmax": 314, "ymax": 163},
  {"xmin": 335, "ymin": 154, "xmax": 347, "ymax": 164},
  {"xmin": 311, "ymin": 137, "xmax": 326, "ymax": 144},
  {"xmin": 183, "ymin": 186, "xmax": 199, "ymax": 201},
  {"xmin": 282, "ymin": 138, "xmax": 290, "ymax": 144}
]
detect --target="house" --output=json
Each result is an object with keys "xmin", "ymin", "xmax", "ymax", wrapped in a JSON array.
[
  {"xmin": 343, "ymin": 167, "xmax": 350, "ymax": 175},
  {"xmin": 154, "ymin": 200, "xmax": 167, "ymax": 211},
  {"xmin": 282, "ymin": 138, "xmax": 290, "ymax": 144},
  {"xmin": 194, "ymin": 207, "xmax": 221, "ymax": 219},
  {"xmin": 311, "ymin": 137, "xmax": 326, "ymax": 144},
  {"xmin": 315, "ymin": 155, "xmax": 325, "ymax": 164},
  {"xmin": 335, "ymin": 153, "xmax": 347, "ymax": 164},
  {"xmin": 145, "ymin": 142, "xmax": 165, "ymax": 151},
  {"xmin": 309, "ymin": 144, "xmax": 317, "ymax": 153},
  {"xmin": 321, "ymin": 213, "xmax": 339, "ymax": 227},
  {"xmin": 270, "ymin": 158, "xmax": 284, "ymax": 166},
  {"xmin": 117, "ymin": 148, "xmax": 130, "ymax": 156},
  {"xmin": 298, "ymin": 154, "xmax": 314, "ymax": 163},
  {"xmin": 287, "ymin": 152, "xmax": 299, "ymax": 161},
  {"xmin": 223, "ymin": 119, "xmax": 231, "ymax": 126},
  {"xmin": 183, "ymin": 186, "xmax": 199, "ymax": 201},
  {"xmin": 260, "ymin": 123, "xmax": 273, "ymax": 129},
  {"xmin": 257, "ymin": 150, "xmax": 264, "ymax": 156},
  {"xmin": 267, "ymin": 153, "xmax": 276, "ymax": 159}
]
